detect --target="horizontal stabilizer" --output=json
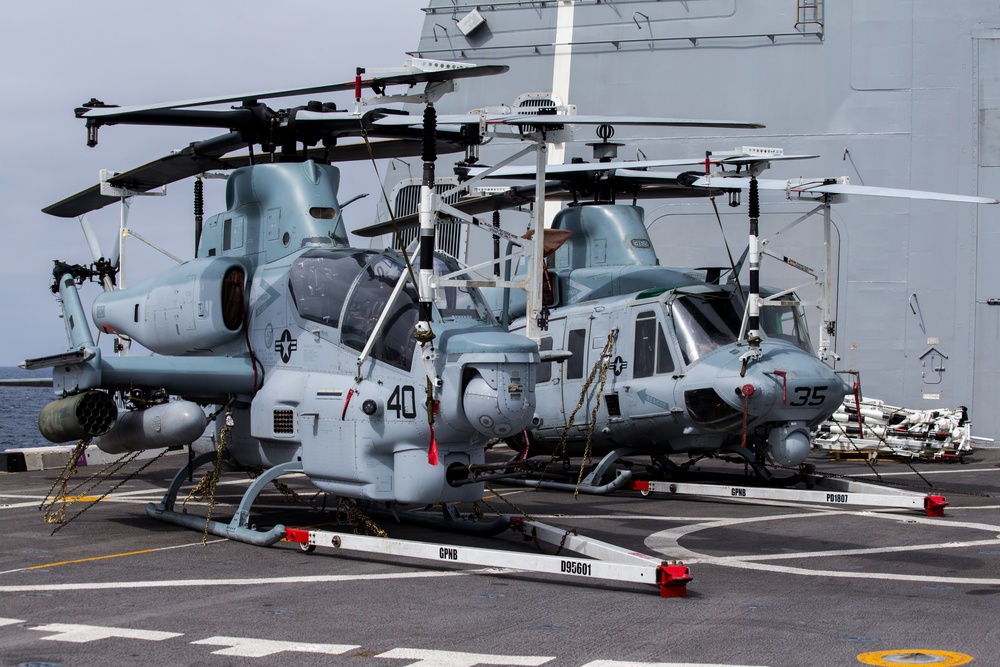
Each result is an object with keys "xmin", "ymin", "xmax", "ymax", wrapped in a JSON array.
[{"xmin": 20, "ymin": 348, "xmax": 95, "ymax": 371}]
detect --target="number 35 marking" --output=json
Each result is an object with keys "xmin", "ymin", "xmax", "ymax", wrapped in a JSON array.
[{"xmin": 788, "ymin": 385, "xmax": 829, "ymax": 407}]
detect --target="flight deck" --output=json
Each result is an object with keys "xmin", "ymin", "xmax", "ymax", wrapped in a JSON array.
[{"xmin": 1, "ymin": 447, "xmax": 997, "ymax": 667}]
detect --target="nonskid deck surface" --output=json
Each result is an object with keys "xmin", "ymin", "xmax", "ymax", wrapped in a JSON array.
[{"xmin": 1, "ymin": 449, "xmax": 998, "ymax": 667}]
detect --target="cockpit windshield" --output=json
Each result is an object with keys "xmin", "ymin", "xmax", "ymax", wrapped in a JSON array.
[
  {"xmin": 289, "ymin": 249, "xmax": 493, "ymax": 369},
  {"xmin": 289, "ymin": 249, "xmax": 371, "ymax": 328},
  {"xmin": 669, "ymin": 291, "xmax": 744, "ymax": 365},
  {"xmin": 341, "ymin": 253, "xmax": 418, "ymax": 368},
  {"xmin": 420, "ymin": 255, "xmax": 495, "ymax": 324},
  {"xmin": 758, "ymin": 300, "xmax": 814, "ymax": 353}
]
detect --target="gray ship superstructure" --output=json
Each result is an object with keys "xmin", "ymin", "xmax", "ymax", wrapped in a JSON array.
[{"xmin": 375, "ymin": 1, "xmax": 1000, "ymax": 439}]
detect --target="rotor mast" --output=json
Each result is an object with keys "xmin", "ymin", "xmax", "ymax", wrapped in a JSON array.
[
  {"xmin": 735, "ymin": 174, "xmax": 764, "ymax": 376},
  {"xmin": 525, "ymin": 142, "xmax": 548, "ymax": 342}
]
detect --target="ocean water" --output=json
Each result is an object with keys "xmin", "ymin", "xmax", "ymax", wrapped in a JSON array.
[{"xmin": 0, "ymin": 367, "xmax": 56, "ymax": 452}]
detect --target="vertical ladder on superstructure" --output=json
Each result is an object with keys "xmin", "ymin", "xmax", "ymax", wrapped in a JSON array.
[{"xmin": 795, "ymin": 0, "xmax": 823, "ymax": 31}]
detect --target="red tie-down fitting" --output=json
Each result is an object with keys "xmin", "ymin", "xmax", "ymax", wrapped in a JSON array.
[
  {"xmin": 740, "ymin": 384, "xmax": 755, "ymax": 447},
  {"xmin": 772, "ymin": 370, "xmax": 787, "ymax": 405}
]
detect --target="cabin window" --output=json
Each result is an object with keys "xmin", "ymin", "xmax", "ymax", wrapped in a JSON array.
[
  {"xmin": 634, "ymin": 314, "xmax": 655, "ymax": 378},
  {"xmin": 222, "ymin": 217, "xmax": 244, "ymax": 251},
  {"xmin": 633, "ymin": 311, "xmax": 674, "ymax": 378},
  {"xmin": 656, "ymin": 324, "xmax": 674, "ymax": 374},
  {"xmin": 537, "ymin": 336, "xmax": 553, "ymax": 383},
  {"xmin": 566, "ymin": 328, "xmax": 585, "ymax": 379},
  {"xmin": 310, "ymin": 207, "xmax": 337, "ymax": 219}
]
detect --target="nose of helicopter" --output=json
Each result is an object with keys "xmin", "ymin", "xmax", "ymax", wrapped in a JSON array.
[
  {"xmin": 436, "ymin": 330, "xmax": 539, "ymax": 439},
  {"xmin": 681, "ymin": 341, "xmax": 848, "ymax": 465}
]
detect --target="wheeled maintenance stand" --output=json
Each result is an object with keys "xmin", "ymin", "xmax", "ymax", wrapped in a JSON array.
[
  {"xmin": 284, "ymin": 517, "xmax": 692, "ymax": 598},
  {"xmin": 630, "ymin": 475, "xmax": 948, "ymax": 517}
]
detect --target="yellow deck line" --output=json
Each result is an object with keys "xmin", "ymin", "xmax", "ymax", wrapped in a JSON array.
[{"xmin": 24, "ymin": 548, "xmax": 157, "ymax": 571}]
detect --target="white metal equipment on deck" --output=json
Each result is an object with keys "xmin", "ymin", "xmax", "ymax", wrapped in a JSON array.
[
  {"xmin": 284, "ymin": 517, "xmax": 693, "ymax": 598},
  {"xmin": 630, "ymin": 477, "xmax": 948, "ymax": 517}
]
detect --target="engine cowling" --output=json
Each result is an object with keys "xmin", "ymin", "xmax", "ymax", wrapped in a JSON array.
[{"xmin": 93, "ymin": 257, "xmax": 247, "ymax": 355}]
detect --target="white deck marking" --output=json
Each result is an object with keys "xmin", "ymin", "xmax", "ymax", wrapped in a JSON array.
[
  {"xmin": 0, "ymin": 487, "xmax": 164, "ymax": 510},
  {"xmin": 0, "ymin": 617, "xmax": 24, "ymax": 627},
  {"xmin": 646, "ymin": 507, "xmax": 1000, "ymax": 584},
  {"xmin": 0, "ymin": 568, "xmax": 475, "ymax": 593},
  {"xmin": 581, "ymin": 661, "xmax": 771, "ymax": 667},
  {"xmin": 849, "ymin": 466, "xmax": 1000, "ymax": 477},
  {"xmin": 30, "ymin": 623, "xmax": 182, "ymax": 643},
  {"xmin": 377, "ymin": 647, "xmax": 555, "ymax": 666},
  {"xmin": 192, "ymin": 636, "xmax": 358, "ymax": 657},
  {"xmin": 682, "ymin": 558, "xmax": 1000, "ymax": 585}
]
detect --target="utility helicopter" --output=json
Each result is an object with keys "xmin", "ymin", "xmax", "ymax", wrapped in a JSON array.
[{"xmin": 356, "ymin": 121, "xmax": 998, "ymax": 491}]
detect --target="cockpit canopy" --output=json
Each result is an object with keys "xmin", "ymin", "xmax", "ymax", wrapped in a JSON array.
[
  {"xmin": 668, "ymin": 289, "xmax": 814, "ymax": 365},
  {"xmin": 288, "ymin": 248, "xmax": 493, "ymax": 369}
]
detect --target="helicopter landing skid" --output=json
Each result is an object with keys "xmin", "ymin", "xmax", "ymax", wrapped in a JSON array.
[
  {"xmin": 145, "ymin": 451, "xmax": 298, "ymax": 547},
  {"xmin": 284, "ymin": 516, "xmax": 692, "ymax": 598},
  {"xmin": 361, "ymin": 502, "xmax": 512, "ymax": 537},
  {"xmin": 717, "ymin": 444, "xmax": 773, "ymax": 481},
  {"xmin": 501, "ymin": 446, "xmax": 643, "ymax": 495}
]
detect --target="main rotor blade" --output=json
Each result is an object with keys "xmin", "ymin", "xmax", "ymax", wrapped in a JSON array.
[
  {"xmin": 43, "ymin": 132, "xmax": 248, "ymax": 218},
  {"xmin": 462, "ymin": 159, "xmax": 706, "ymax": 179},
  {"xmin": 44, "ymin": 134, "xmax": 467, "ymax": 220},
  {"xmin": 216, "ymin": 137, "xmax": 467, "ymax": 170},
  {"xmin": 352, "ymin": 183, "xmax": 567, "ymax": 238},
  {"xmin": 714, "ymin": 153, "xmax": 819, "ymax": 165},
  {"xmin": 78, "ymin": 215, "xmax": 104, "ymax": 262},
  {"xmin": 685, "ymin": 175, "xmax": 999, "ymax": 205},
  {"xmin": 452, "ymin": 153, "xmax": 819, "ymax": 180},
  {"xmin": 370, "ymin": 113, "xmax": 764, "ymax": 130},
  {"xmin": 454, "ymin": 152, "xmax": 818, "ymax": 187},
  {"xmin": 503, "ymin": 114, "xmax": 764, "ymax": 129},
  {"xmin": 79, "ymin": 64, "xmax": 509, "ymax": 119},
  {"xmin": 351, "ymin": 172, "xmax": 722, "ymax": 239}
]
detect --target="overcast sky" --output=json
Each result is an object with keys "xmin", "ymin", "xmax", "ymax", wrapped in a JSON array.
[{"xmin": 0, "ymin": 1, "xmax": 427, "ymax": 367}]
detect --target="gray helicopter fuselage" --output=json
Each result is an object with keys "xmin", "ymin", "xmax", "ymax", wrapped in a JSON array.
[
  {"xmin": 239, "ymin": 243, "xmax": 537, "ymax": 504},
  {"xmin": 507, "ymin": 204, "xmax": 847, "ymax": 466},
  {"xmin": 54, "ymin": 161, "xmax": 538, "ymax": 505}
]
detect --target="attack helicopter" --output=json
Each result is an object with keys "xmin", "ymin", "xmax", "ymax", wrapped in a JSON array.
[
  {"xmin": 29, "ymin": 59, "xmax": 551, "ymax": 544},
  {"xmin": 357, "ymin": 128, "xmax": 997, "ymax": 491}
]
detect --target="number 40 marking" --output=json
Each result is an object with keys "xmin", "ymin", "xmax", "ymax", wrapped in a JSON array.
[{"xmin": 387, "ymin": 385, "xmax": 418, "ymax": 419}]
